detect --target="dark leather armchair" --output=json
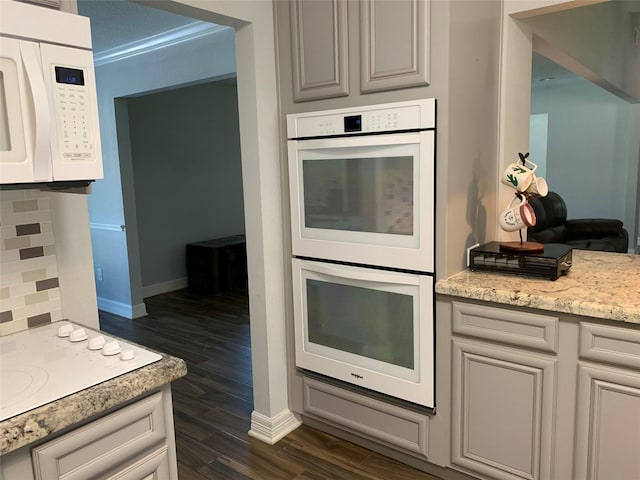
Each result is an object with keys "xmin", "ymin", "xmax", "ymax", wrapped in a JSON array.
[{"xmin": 527, "ymin": 192, "xmax": 629, "ymax": 253}]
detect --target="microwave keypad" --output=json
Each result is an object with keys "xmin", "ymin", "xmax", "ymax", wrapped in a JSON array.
[{"xmin": 53, "ymin": 79, "xmax": 94, "ymax": 160}]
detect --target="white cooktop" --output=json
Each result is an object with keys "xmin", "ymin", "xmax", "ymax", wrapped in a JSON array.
[{"xmin": 0, "ymin": 321, "xmax": 162, "ymax": 421}]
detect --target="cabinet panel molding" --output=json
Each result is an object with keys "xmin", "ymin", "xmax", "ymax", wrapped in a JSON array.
[
  {"xmin": 452, "ymin": 301, "xmax": 559, "ymax": 353},
  {"xmin": 32, "ymin": 392, "xmax": 168, "ymax": 480},
  {"xmin": 360, "ymin": 0, "xmax": 430, "ymax": 93},
  {"xmin": 290, "ymin": 0, "xmax": 349, "ymax": 102},
  {"xmin": 579, "ymin": 321, "xmax": 640, "ymax": 369},
  {"xmin": 451, "ymin": 339, "xmax": 556, "ymax": 480},
  {"xmin": 303, "ymin": 376, "xmax": 429, "ymax": 457},
  {"xmin": 574, "ymin": 364, "xmax": 640, "ymax": 480}
]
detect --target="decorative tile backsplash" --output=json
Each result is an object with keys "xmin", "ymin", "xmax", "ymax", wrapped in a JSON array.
[{"xmin": 0, "ymin": 190, "xmax": 62, "ymax": 336}]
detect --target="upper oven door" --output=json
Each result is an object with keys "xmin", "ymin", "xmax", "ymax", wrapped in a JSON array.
[{"xmin": 288, "ymin": 131, "xmax": 435, "ymax": 272}]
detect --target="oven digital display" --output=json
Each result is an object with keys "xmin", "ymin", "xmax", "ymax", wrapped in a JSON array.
[
  {"xmin": 55, "ymin": 66, "xmax": 85, "ymax": 86},
  {"xmin": 344, "ymin": 115, "xmax": 362, "ymax": 133}
]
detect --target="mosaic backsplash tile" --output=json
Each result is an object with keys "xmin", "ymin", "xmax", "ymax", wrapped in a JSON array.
[{"xmin": 0, "ymin": 190, "xmax": 62, "ymax": 336}]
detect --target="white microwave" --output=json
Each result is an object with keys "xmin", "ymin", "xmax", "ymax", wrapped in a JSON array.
[{"xmin": 0, "ymin": 1, "xmax": 103, "ymax": 185}]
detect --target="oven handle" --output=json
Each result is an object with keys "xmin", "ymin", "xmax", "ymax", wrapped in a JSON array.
[
  {"xmin": 290, "ymin": 131, "xmax": 425, "ymax": 150},
  {"xmin": 300, "ymin": 259, "xmax": 421, "ymax": 286}
]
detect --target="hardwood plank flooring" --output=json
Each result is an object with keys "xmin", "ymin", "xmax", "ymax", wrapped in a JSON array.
[{"xmin": 99, "ymin": 288, "xmax": 442, "ymax": 480}]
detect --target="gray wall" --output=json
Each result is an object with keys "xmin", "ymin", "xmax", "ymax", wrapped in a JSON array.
[
  {"xmin": 86, "ymin": 24, "xmax": 236, "ymax": 317},
  {"xmin": 126, "ymin": 81, "xmax": 244, "ymax": 291},
  {"xmin": 531, "ymin": 77, "xmax": 640, "ymax": 251}
]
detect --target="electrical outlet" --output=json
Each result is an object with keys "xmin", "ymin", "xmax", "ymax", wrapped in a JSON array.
[
  {"xmin": 467, "ymin": 243, "xmax": 480, "ymax": 268},
  {"xmin": 96, "ymin": 267, "xmax": 103, "ymax": 282}
]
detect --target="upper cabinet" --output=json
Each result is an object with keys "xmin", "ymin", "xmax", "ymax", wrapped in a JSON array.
[
  {"xmin": 290, "ymin": 0, "xmax": 349, "ymax": 102},
  {"xmin": 360, "ymin": 0, "xmax": 430, "ymax": 93},
  {"xmin": 289, "ymin": 0, "xmax": 430, "ymax": 102}
]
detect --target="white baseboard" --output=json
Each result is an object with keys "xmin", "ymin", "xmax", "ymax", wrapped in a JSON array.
[
  {"xmin": 97, "ymin": 297, "xmax": 147, "ymax": 319},
  {"xmin": 248, "ymin": 409, "xmax": 302, "ymax": 445},
  {"xmin": 143, "ymin": 277, "xmax": 188, "ymax": 299}
]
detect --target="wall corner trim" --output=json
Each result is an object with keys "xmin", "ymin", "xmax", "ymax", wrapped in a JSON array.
[{"xmin": 248, "ymin": 409, "xmax": 302, "ymax": 445}]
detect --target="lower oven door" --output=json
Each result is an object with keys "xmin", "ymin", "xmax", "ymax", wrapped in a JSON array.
[{"xmin": 292, "ymin": 258, "xmax": 434, "ymax": 408}]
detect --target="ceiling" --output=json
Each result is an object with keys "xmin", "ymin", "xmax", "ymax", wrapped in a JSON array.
[{"xmin": 77, "ymin": 0, "xmax": 217, "ymax": 56}]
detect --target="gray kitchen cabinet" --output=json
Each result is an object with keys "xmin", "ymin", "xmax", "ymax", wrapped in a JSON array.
[
  {"xmin": 289, "ymin": 0, "xmax": 349, "ymax": 102},
  {"xmin": 360, "ymin": 0, "xmax": 430, "ymax": 93},
  {"xmin": 450, "ymin": 302, "xmax": 557, "ymax": 480},
  {"xmin": 30, "ymin": 387, "xmax": 177, "ymax": 480},
  {"xmin": 573, "ymin": 322, "xmax": 640, "ymax": 480}
]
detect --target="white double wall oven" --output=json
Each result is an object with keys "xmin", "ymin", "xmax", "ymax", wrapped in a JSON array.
[{"xmin": 288, "ymin": 99, "xmax": 436, "ymax": 409}]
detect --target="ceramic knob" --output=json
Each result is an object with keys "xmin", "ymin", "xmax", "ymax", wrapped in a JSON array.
[
  {"xmin": 120, "ymin": 349, "xmax": 135, "ymax": 361},
  {"xmin": 88, "ymin": 335, "xmax": 106, "ymax": 350},
  {"xmin": 57, "ymin": 324, "xmax": 73, "ymax": 337},
  {"xmin": 102, "ymin": 340, "xmax": 122, "ymax": 356},
  {"xmin": 69, "ymin": 328, "xmax": 88, "ymax": 342}
]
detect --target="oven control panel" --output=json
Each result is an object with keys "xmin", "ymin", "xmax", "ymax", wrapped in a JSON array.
[{"xmin": 287, "ymin": 98, "xmax": 436, "ymax": 138}]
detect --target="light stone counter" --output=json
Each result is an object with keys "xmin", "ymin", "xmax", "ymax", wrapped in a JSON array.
[
  {"xmin": 0, "ymin": 349, "xmax": 187, "ymax": 455},
  {"xmin": 436, "ymin": 250, "xmax": 640, "ymax": 323}
]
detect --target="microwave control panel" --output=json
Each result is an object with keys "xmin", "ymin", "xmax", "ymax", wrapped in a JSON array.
[
  {"xmin": 40, "ymin": 40, "xmax": 103, "ymax": 180},
  {"xmin": 287, "ymin": 98, "xmax": 436, "ymax": 139},
  {"xmin": 51, "ymin": 65, "xmax": 96, "ymax": 160}
]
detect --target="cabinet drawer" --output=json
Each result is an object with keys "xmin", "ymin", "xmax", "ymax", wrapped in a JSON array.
[
  {"xmin": 303, "ymin": 376, "xmax": 429, "ymax": 457},
  {"xmin": 452, "ymin": 301, "xmax": 558, "ymax": 353},
  {"xmin": 580, "ymin": 322, "xmax": 640, "ymax": 369},
  {"xmin": 32, "ymin": 392, "xmax": 168, "ymax": 480}
]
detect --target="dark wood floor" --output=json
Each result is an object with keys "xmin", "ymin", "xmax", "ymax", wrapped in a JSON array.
[{"xmin": 99, "ymin": 288, "xmax": 441, "ymax": 480}]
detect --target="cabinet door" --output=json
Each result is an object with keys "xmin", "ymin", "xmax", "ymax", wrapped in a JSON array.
[
  {"xmin": 32, "ymin": 392, "xmax": 168, "ymax": 480},
  {"xmin": 360, "ymin": 0, "xmax": 430, "ymax": 93},
  {"xmin": 451, "ymin": 339, "xmax": 556, "ymax": 480},
  {"xmin": 289, "ymin": 0, "xmax": 349, "ymax": 102},
  {"xmin": 574, "ymin": 364, "xmax": 640, "ymax": 480}
]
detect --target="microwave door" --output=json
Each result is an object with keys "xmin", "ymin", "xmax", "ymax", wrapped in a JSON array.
[{"xmin": 0, "ymin": 38, "xmax": 48, "ymax": 182}]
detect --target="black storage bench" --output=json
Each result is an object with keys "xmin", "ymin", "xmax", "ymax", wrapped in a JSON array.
[{"xmin": 186, "ymin": 235, "xmax": 247, "ymax": 294}]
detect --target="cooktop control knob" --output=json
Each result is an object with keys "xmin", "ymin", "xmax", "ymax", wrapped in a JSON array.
[
  {"xmin": 120, "ymin": 349, "xmax": 135, "ymax": 361},
  {"xmin": 102, "ymin": 340, "xmax": 122, "ymax": 356},
  {"xmin": 88, "ymin": 335, "xmax": 106, "ymax": 350},
  {"xmin": 57, "ymin": 324, "xmax": 73, "ymax": 337},
  {"xmin": 69, "ymin": 328, "xmax": 88, "ymax": 342}
]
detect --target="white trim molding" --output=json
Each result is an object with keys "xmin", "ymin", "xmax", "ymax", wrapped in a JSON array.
[
  {"xmin": 248, "ymin": 409, "xmax": 302, "ymax": 445},
  {"xmin": 142, "ymin": 278, "xmax": 188, "ymax": 299},
  {"xmin": 93, "ymin": 22, "xmax": 230, "ymax": 66},
  {"xmin": 97, "ymin": 297, "xmax": 147, "ymax": 319},
  {"xmin": 90, "ymin": 223, "xmax": 125, "ymax": 232}
]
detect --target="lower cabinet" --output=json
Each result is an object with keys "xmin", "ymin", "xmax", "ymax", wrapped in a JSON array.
[
  {"xmin": 0, "ymin": 386, "xmax": 178, "ymax": 480},
  {"xmin": 573, "ymin": 321, "xmax": 640, "ymax": 480},
  {"xmin": 450, "ymin": 339, "xmax": 556, "ymax": 480},
  {"xmin": 449, "ymin": 301, "xmax": 558, "ymax": 480},
  {"xmin": 573, "ymin": 364, "xmax": 640, "ymax": 480},
  {"xmin": 32, "ymin": 390, "xmax": 174, "ymax": 480}
]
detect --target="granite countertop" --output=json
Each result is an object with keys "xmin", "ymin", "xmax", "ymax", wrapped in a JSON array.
[
  {"xmin": 436, "ymin": 249, "xmax": 640, "ymax": 323},
  {"xmin": 0, "ymin": 344, "xmax": 187, "ymax": 455}
]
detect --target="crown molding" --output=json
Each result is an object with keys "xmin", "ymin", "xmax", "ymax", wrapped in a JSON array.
[{"xmin": 93, "ymin": 22, "xmax": 229, "ymax": 67}]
